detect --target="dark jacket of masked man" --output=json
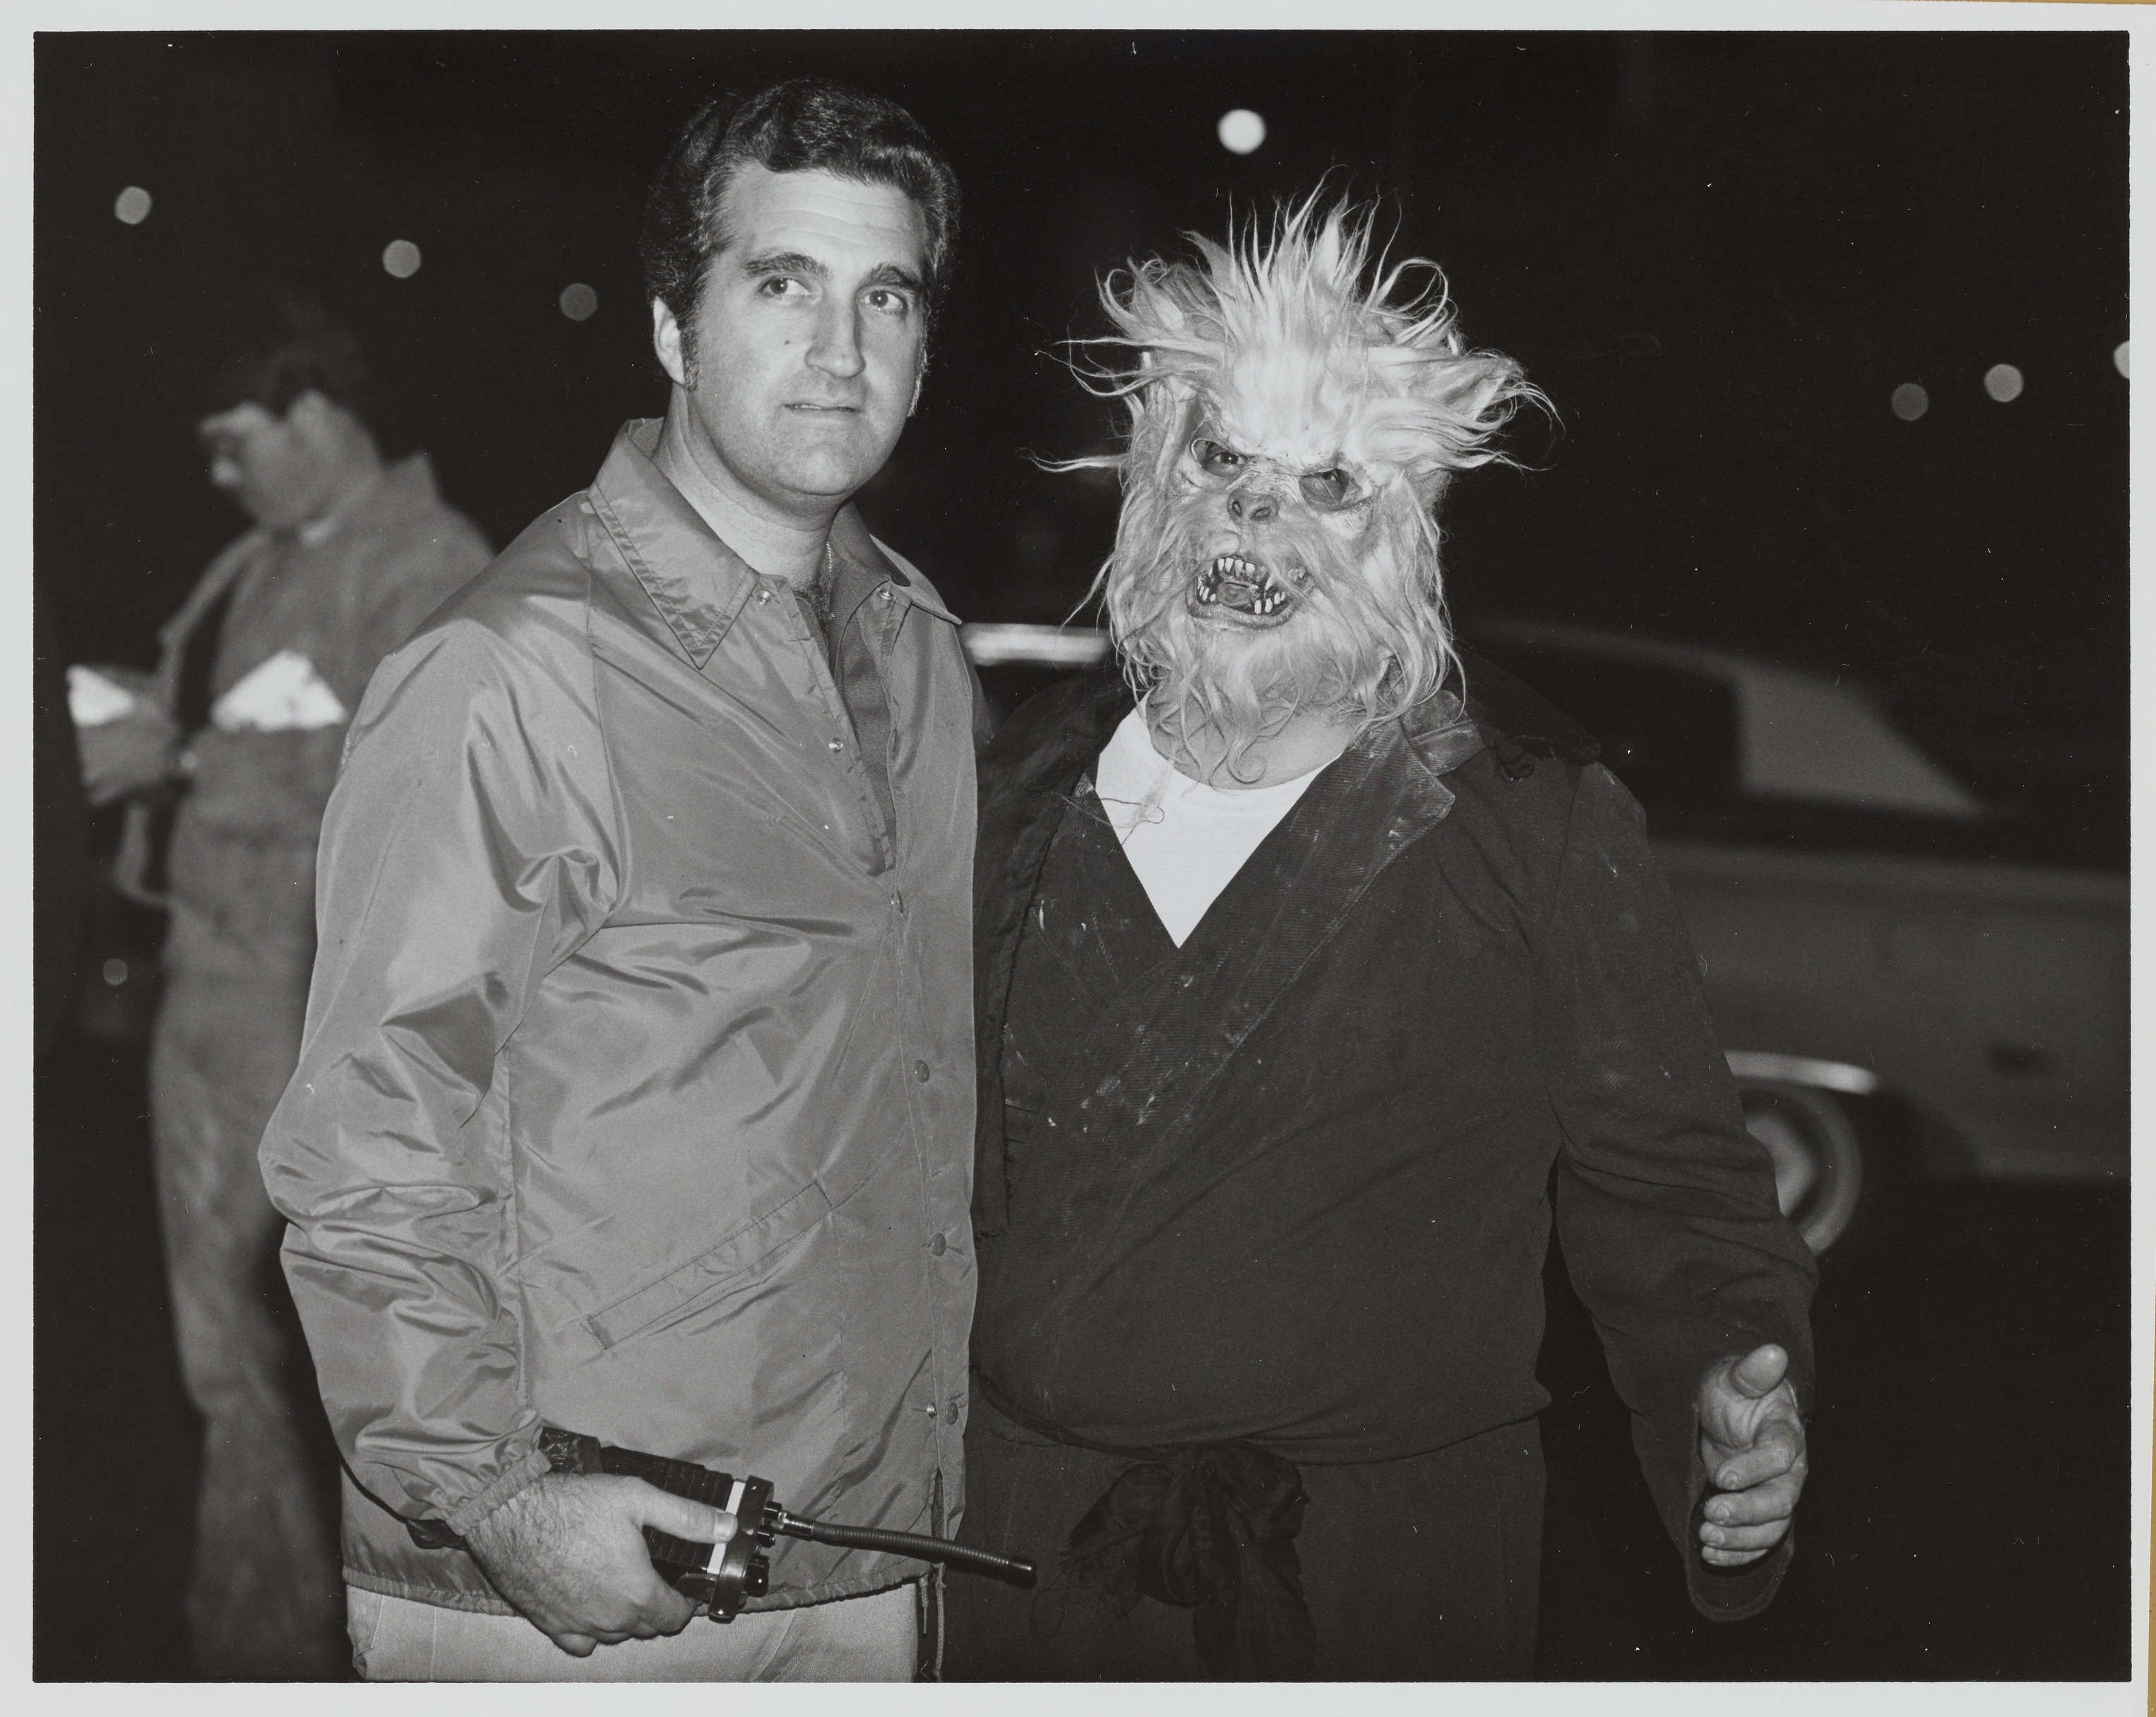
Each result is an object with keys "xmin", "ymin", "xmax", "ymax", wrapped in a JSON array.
[{"xmin": 950, "ymin": 664, "xmax": 1818, "ymax": 1680}]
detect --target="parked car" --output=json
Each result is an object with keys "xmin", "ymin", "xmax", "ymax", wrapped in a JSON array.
[{"xmin": 960, "ymin": 620, "xmax": 2129, "ymax": 1254}]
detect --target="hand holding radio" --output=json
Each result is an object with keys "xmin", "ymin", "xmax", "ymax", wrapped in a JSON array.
[{"xmin": 463, "ymin": 1472, "xmax": 738, "ymax": 1658}]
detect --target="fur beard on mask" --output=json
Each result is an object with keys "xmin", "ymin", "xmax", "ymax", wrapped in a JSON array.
[{"xmin": 1104, "ymin": 479, "xmax": 1458, "ymax": 782}]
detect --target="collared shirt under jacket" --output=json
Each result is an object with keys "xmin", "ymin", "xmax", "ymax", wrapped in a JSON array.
[{"xmin": 260, "ymin": 420, "xmax": 979, "ymax": 1616}]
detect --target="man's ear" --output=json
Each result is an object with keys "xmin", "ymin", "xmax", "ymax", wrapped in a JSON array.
[
  {"xmin": 283, "ymin": 389, "xmax": 334, "ymax": 433},
  {"xmin": 282, "ymin": 389, "xmax": 352, "ymax": 455},
  {"xmin": 653, "ymin": 298, "xmax": 691, "ymax": 388}
]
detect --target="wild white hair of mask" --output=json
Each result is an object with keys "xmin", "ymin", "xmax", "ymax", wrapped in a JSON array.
[{"xmin": 1059, "ymin": 193, "xmax": 1547, "ymax": 777}]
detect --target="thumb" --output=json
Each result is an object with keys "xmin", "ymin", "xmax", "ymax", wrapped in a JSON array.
[
  {"xmin": 623, "ymin": 1480, "xmax": 737, "ymax": 1546},
  {"xmin": 1729, "ymin": 1343, "xmax": 1789, "ymax": 1400}
]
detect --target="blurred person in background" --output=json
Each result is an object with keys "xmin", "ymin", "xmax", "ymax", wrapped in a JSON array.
[
  {"xmin": 36, "ymin": 593, "xmax": 88, "ymax": 1066},
  {"xmin": 73, "ymin": 289, "xmax": 491, "ymax": 1677}
]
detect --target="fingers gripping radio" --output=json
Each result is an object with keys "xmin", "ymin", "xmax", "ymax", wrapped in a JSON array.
[{"xmin": 537, "ymin": 1428, "xmax": 1037, "ymax": 1622}]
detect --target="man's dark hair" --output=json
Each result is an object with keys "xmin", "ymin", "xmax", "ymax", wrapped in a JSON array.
[
  {"xmin": 640, "ymin": 78, "xmax": 960, "ymax": 371},
  {"xmin": 202, "ymin": 287, "xmax": 374, "ymax": 431}
]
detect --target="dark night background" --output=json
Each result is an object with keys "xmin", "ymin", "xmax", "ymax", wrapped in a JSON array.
[{"xmin": 33, "ymin": 30, "xmax": 2129, "ymax": 1680}]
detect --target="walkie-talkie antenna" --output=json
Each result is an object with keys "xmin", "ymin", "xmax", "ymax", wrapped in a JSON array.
[{"xmin": 773, "ymin": 1509, "xmax": 1037, "ymax": 1587}]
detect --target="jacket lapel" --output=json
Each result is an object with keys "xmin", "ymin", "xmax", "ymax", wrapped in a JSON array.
[
  {"xmin": 1044, "ymin": 692, "xmax": 1487, "ymax": 1197},
  {"xmin": 972, "ymin": 672, "xmax": 1134, "ymax": 1233}
]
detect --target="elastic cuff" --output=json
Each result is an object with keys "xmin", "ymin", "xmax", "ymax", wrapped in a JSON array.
[{"xmin": 442, "ymin": 1444, "xmax": 554, "ymax": 1539}]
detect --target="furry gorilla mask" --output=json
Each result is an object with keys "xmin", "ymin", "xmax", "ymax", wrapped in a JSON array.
[{"xmin": 1067, "ymin": 194, "xmax": 1541, "ymax": 760}]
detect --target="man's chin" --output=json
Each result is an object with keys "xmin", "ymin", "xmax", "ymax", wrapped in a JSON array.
[{"xmin": 764, "ymin": 431, "xmax": 902, "ymax": 501}]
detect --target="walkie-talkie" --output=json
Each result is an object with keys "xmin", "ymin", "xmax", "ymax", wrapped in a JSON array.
[{"xmin": 539, "ymin": 1428, "xmax": 1037, "ymax": 1622}]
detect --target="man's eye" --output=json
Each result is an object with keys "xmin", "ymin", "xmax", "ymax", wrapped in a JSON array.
[
  {"xmin": 865, "ymin": 288, "xmax": 913, "ymax": 316},
  {"xmin": 758, "ymin": 276, "xmax": 806, "ymax": 299},
  {"xmin": 1299, "ymin": 468, "xmax": 1355, "ymax": 508},
  {"xmin": 1191, "ymin": 439, "xmax": 1244, "ymax": 477}
]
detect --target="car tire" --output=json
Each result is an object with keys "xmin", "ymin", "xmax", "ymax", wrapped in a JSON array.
[{"xmin": 1735, "ymin": 1078, "xmax": 1866, "ymax": 1255}]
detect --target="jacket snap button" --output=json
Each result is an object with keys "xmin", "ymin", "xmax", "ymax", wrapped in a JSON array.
[
  {"xmin": 930, "ymin": 1232, "xmax": 947, "ymax": 1256},
  {"xmin": 923, "ymin": 1402, "xmax": 939, "ymax": 1419},
  {"xmin": 891, "ymin": 892, "xmax": 905, "ymax": 913},
  {"xmin": 827, "ymin": 738, "xmax": 844, "ymax": 753},
  {"xmin": 914, "ymin": 1060, "xmax": 931, "ymax": 1083}
]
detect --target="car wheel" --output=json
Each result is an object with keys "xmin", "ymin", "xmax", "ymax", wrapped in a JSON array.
[{"xmin": 1736, "ymin": 1079, "xmax": 1866, "ymax": 1254}]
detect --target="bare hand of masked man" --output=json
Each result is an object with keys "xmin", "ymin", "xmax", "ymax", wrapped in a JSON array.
[
  {"xmin": 1695, "ymin": 1343, "xmax": 1809, "ymax": 1567},
  {"xmin": 463, "ymin": 1473, "xmax": 737, "ymax": 1656}
]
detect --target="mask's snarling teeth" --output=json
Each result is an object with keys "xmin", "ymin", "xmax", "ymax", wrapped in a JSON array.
[{"xmin": 1193, "ymin": 554, "xmax": 1299, "ymax": 621}]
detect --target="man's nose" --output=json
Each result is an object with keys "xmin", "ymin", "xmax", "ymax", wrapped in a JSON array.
[
  {"xmin": 806, "ymin": 303, "xmax": 867, "ymax": 381},
  {"xmin": 1227, "ymin": 489, "xmax": 1277, "ymax": 525}
]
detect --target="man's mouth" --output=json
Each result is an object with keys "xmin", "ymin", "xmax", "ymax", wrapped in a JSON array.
[{"xmin": 1191, "ymin": 554, "xmax": 1302, "ymax": 623}]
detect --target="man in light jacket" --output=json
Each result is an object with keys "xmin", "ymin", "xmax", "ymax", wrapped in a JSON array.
[{"xmin": 258, "ymin": 80, "xmax": 980, "ymax": 1681}]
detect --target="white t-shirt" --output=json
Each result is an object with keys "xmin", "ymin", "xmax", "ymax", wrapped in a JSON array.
[{"xmin": 1092, "ymin": 707, "xmax": 1328, "ymax": 946}]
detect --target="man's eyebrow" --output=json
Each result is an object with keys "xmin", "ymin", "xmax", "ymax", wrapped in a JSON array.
[
  {"xmin": 737, "ymin": 249, "xmax": 828, "ymax": 282},
  {"xmin": 861, "ymin": 262, "xmax": 927, "ymax": 297}
]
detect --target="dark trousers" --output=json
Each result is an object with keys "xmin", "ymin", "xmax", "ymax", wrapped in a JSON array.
[{"xmin": 948, "ymin": 1392, "xmax": 1544, "ymax": 1680}]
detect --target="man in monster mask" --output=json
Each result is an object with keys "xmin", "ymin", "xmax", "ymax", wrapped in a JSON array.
[{"xmin": 948, "ymin": 199, "xmax": 1817, "ymax": 1680}]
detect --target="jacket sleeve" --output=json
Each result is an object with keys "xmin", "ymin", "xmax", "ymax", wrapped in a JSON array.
[
  {"xmin": 1532, "ymin": 762, "xmax": 1818, "ymax": 1622},
  {"xmin": 259, "ymin": 611, "xmax": 619, "ymax": 1537}
]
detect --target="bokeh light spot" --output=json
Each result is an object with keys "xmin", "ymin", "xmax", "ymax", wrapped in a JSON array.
[
  {"xmin": 1217, "ymin": 109, "xmax": 1266, "ymax": 155},
  {"xmin": 114, "ymin": 186, "xmax": 153, "ymax": 225},
  {"xmin": 101, "ymin": 958, "xmax": 128, "ymax": 988},
  {"xmin": 2114, "ymin": 340, "xmax": 2129, "ymax": 379},
  {"xmin": 1983, "ymin": 362, "xmax": 2024, "ymax": 403},
  {"xmin": 1890, "ymin": 382, "xmax": 1929, "ymax": 421},
  {"xmin": 381, "ymin": 239, "xmax": 422, "ymax": 280},
  {"xmin": 559, "ymin": 282, "xmax": 598, "ymax": 322}
]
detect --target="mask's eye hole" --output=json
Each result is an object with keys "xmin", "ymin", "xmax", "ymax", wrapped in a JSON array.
[
  {"xmin": 1191, "ymin": 438, "xmax": 1244, "ymax": 478},
  {"xmin": 1299, "ymin": 467, "xmax": 1356, "ymax": 508}
]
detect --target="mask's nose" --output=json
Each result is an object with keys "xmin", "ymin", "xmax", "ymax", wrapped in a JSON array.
[{"xmin": 1226, "ymin": 489, "xmax": 1277, "ymax": 525}]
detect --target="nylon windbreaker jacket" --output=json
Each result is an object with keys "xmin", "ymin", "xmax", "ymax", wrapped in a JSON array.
[{"xmin": 259, "ymin": 420, "xmax": 979, "ymax": 1615}]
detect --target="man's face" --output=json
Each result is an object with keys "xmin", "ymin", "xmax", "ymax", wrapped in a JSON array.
[
  {"xmin": 656, "ymin": 164, "xmax": 930, "ymax": 516},
  {"xmin": 197, "ymin": 400, "xmax": 335, "ymax": 531}
]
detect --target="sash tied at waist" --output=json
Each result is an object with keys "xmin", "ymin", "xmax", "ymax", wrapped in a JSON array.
[{"xmin": 980, "ymin": 1379, "xmax": 1316, "ymax": 1680}]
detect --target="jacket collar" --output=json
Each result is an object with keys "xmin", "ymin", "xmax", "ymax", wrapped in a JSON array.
[
  {"xmin": 154, "ymin": 453, "xmax": 448, "ymax": 672},
  {"xmin": 297, "ymin": 452, "xmax": 438, "ymax": 548},
  {"xmin": 990, "ymin": 671, "xmax": 1484, "ymax": 814},
  {"xmin": 590, "ymin": 419, "xmax": 951, "ymax": 669},
  {"xmin": 972, "ymin": 674, "xmax": 1488, "ymax": 1237}
]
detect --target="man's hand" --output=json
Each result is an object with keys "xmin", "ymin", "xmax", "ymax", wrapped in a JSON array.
[
  {"xmin": 79, "ymin": 703, "xmax": 184, "ymax": 805},
  {"xmin": 463, "ymin": 1473, "xmax": 737, "ymax": 1658},
  {"xmin": 1695, "ymin": 1342, "xmax": 1808, "ymax": 1568}
]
